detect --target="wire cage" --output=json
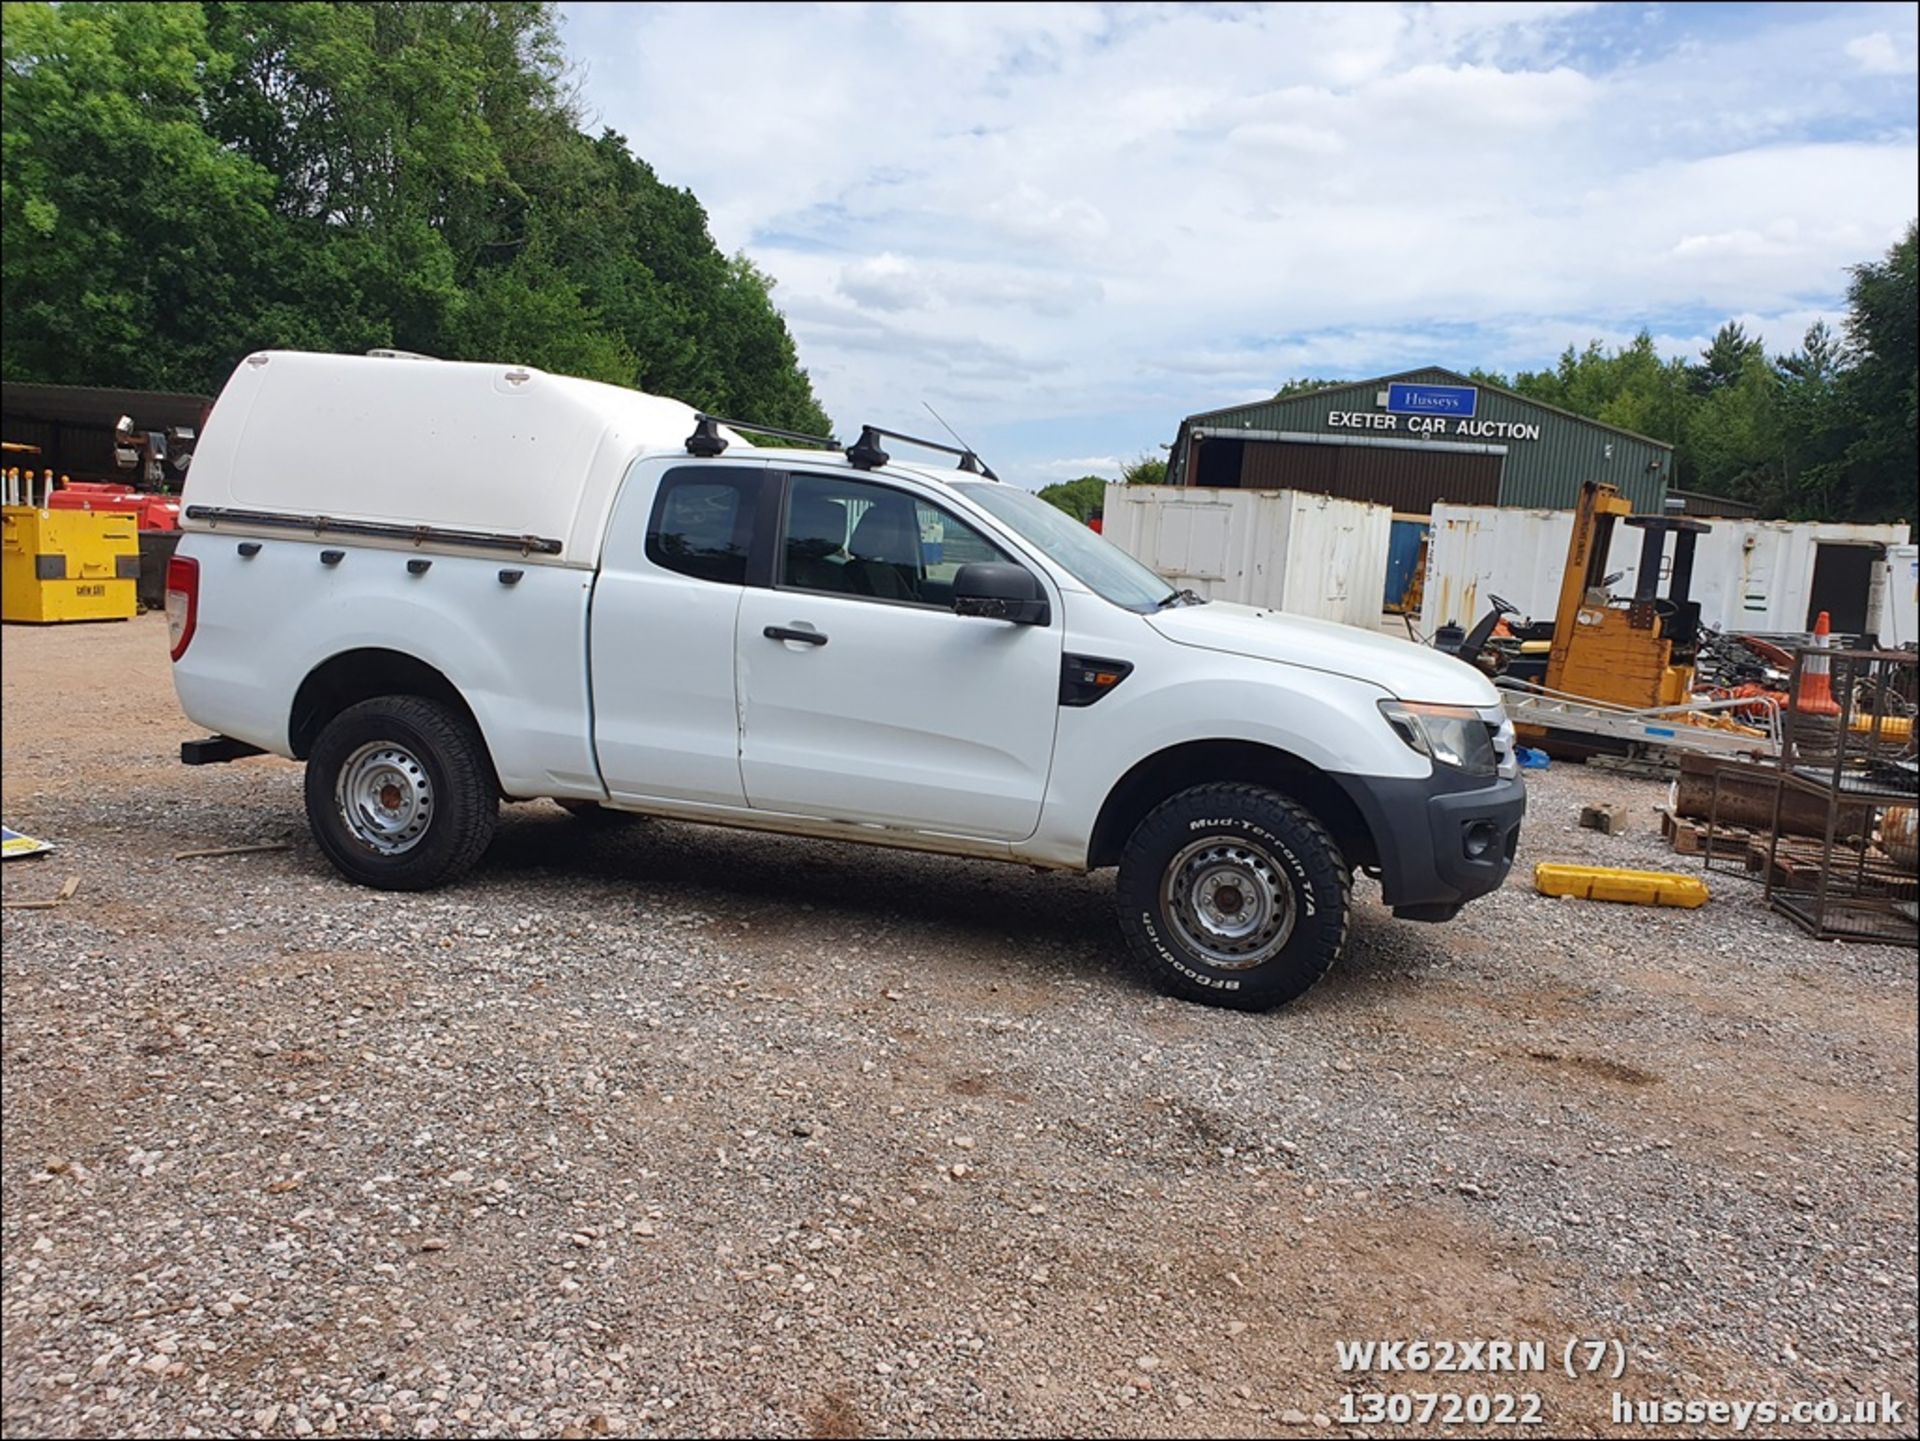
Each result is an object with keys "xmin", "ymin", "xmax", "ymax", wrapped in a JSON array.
[{"xmin": 1763, "ymin": 647, "xmax": 1918, "ymax": 945}]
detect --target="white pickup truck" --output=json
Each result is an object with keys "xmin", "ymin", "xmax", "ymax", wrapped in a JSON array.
[{"xmin": 168, "ymin": 351, "xmax": 1523, "ymax": 1010}]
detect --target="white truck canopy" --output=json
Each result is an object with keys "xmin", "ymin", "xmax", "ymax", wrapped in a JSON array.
[{"xmin": 181, "ymin": 351, "xmax": 740, "ymax": 567}]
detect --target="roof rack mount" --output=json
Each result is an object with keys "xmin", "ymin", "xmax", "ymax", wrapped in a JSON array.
[
  {"xmin": 683, "ymin": 413, "xmax": 999, "ymax": 481},
  {"xmin": 846, "ymin": 425, "xmax": 998, "ymax": 481},
  {"xmin": 684, "ymin": 414, "xmax": 839, "ymax": 458}
]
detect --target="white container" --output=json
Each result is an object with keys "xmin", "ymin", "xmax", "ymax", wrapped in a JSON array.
[
  {"xmin": 1417, "ymin": 506, "xmax": 1632, "ymax": 630},
  {"xmin": 1883, "ymin": 543, "xmax": 1918, "ymax": 648},
  {"xmin": 1693, "ymin": 520, "xmax": 1909, "ymax": 634},
  {"xmin": 1419, "ymin": 503, "xmax": 1910, "ymax": 636},
  {"xmin": 1102, "ymin": 484, "xmax": 1391, "ymax": 628}
]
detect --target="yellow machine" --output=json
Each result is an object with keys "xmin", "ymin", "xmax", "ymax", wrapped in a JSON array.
[
  {"xmin": 1542, "ymin": 480, "xmax": 1709, "ymax": 711},
  {"xmin": 2, "ymin": 477, "xmax": 139, "ymax": 623}
]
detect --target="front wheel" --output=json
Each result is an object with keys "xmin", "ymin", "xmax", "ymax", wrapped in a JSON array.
[
  {"xmin": 304, "ymin": 696, "xmax": 498, "ymax": 890},
  {"xmin": 1116, "ymin": 783, "xmax": 1350, "ymax": 1011}
]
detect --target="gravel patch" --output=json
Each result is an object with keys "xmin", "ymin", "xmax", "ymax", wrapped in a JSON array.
[{"xmin": 3, "ymin": 617, "xmax": 1915, "ymax": 1438}]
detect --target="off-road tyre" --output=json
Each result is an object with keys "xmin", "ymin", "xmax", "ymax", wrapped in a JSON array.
[{"xmin": 1116, "ymin": 782, "xmax": 1351, "ymax": 1011}]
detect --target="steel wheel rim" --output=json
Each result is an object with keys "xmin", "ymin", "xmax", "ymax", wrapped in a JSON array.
[
  {"xmin": 336, "ymin": 741, "xmax": 433, "ymax": 855},
  {"xmin": 1161, "ymin": 836, "xmax": 1296, "ymax": 968}
]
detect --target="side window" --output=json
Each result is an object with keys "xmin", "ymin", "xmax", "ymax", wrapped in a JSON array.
[
  {"xmin": 780, "ymin": 474, "xmax": 1015, "ymax": 606},
  {"xmin": 646, "ymin": 470, "xmax": 760, "ymax": 585}
]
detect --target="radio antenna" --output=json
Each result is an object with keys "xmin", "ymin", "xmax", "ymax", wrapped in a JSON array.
[{"xmin": 922, "ymin": 402, "xmax": 999, "ymax": 480}]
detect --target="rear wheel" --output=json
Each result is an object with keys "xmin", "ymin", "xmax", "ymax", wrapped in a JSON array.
[
  {"xmin": 304, "ymin": 696, "xmax": 497, "ymax": 890},
  {"xmin": 1116, "ymin": 783, "xmax": 1350, "ymax": 1011}
]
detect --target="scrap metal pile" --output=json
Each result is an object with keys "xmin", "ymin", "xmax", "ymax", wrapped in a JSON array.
[{"xmin": 1663, "ymin": 643, "xmax": 1918, "ymax": 945}]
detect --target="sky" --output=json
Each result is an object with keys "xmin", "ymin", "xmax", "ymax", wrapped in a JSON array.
[{"xmin": 557, "ymin": 1, "xmax": 1919, "ymax": 489}]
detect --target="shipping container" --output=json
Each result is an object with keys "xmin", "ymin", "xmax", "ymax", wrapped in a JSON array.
[
  {"xmin": 1101, "ymin": 484, "xmax": 1391, "ymax": 628},
  {"xmin": 1419, "ymin": 504, "xmax": 1911, "ymax": 637},
  {"xmin": 1882, "ymin": 543, "xmax": 1918, "ymax": 648}
]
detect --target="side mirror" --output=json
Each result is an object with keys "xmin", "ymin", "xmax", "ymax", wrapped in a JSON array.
[{"xmin": 952, "ymin": 562, "xmax": 1049, "ymax": 625}]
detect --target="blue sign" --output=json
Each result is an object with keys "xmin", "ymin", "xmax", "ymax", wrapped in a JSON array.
[{"xmin": 1386, "ymin": 382, "xmax": 1477, "ymax": 418}]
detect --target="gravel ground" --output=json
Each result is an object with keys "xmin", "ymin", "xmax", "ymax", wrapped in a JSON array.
[{"xmin": 4, "ymin": 615, "xmax": 1916, "ymax": 1439}]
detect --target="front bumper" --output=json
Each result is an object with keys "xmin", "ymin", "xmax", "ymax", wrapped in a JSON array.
[{"xmin": 1334, "ymin": 767, "xmax": 1526, "ymax": 921}]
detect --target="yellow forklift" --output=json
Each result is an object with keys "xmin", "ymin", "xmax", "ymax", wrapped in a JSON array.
[
  {"xmin": 1441, "ymin": 481, "xmax": 1715, "ymax": 753},
  {"xmin": 1542, "ymin": 480, "xmax": 1710, "ymax": 710}
]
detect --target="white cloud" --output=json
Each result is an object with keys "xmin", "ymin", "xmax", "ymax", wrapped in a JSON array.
[
  {"xmin": 559, "ymin": 1, "xmax": 1919, "ymax": 487},
  {"xmin": 837, "ymin": 254, "xmax": 929, "ymax": 312},
  {"xmin": 1227, "ymin": 122, "xmax": 1348, "ymax": 156},
  {"xmin": 1846, "ymin": 31, "xmax": 1916, "ymax": 75},
  {"xmin": 1036, "ymin": 455, "xmax": 1126, "ymax": 480}
]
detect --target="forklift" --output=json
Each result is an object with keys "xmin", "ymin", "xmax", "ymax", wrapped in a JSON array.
[
  {"xmin": 1543, "ymin": 480, "xmax": 1709, "ymax": 709},
  {"xmin": 1439, "ymin": 481, "xmax": 1714, "ymax": 752}
]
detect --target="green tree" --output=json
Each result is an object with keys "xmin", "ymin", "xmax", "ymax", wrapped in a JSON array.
[
  {"xmin": 1689, "ymin": 321, "xmax": 1766, "ymax": 396},
  {"xmin": 1774, "ymin": 320, "xmax": 1849, "ymax": 518},
  {"xmin": 1120, "ymin": 452, "xmax": 1167, "ymax": 487},
  {"xmin": 1684, "ymin": 348, "xmax": 1782, "ymax": 504},
  {"xmin": 1036, "ymin": 475, "xmax": 1108, "ymax": 522},
  {"xmin": 1271, "ymin": 377, "xmax": 1332, "ymax": 399},
  {"xmin": 3, "ymin": 1, "xmax": 829, "ymax": 432},
  {"xmin": 1817, "ymin": 221, "xmax": 1918, "ymax": 521},
  {"xmin": 1, "ymin": 1, "xmax": 279, "ymax": 388}
]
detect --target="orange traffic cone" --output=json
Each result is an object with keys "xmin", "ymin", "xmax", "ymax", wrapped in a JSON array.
[{"xmin": 1794, "ymin": 610, "xmax": 1840, "ymax": 716}]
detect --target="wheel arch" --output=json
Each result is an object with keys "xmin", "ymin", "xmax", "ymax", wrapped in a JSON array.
[
  {"xmin": 1086, "ymin": 739, "xmax": 1380, "ymax": 872},
  {"xmin": 289, "ymin": 649, "xmax": 495, "ymax": 783}
]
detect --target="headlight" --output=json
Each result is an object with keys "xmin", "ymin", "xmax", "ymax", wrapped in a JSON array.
[{"xmin": 1378, "ymin": 700, "xmax": 1499, "ymax": 776}]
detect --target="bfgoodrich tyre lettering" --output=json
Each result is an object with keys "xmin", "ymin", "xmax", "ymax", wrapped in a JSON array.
[{"xmin": 1117, "ymin": 782, "xmax": 1351, "ymax": 1011}]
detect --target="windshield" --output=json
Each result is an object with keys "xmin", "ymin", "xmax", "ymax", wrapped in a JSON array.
[{"xmin": 953, "ymin": 482, "xmax": 1178, "ymax": 613}]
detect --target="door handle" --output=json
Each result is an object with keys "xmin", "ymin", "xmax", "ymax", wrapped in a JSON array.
[{"xmin": 764, "ymin": 624, "xmax": 828, "ymax": 647}]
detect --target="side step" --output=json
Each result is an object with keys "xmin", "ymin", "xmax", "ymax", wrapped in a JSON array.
[{"xmin": 181, "ymin": 735, "xmax": 268, "ymax": 766}]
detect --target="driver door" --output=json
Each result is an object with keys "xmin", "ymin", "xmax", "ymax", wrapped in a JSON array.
[{"xmin": 734, "ymin": 473, "xmax": 1063, "ymax": 841}]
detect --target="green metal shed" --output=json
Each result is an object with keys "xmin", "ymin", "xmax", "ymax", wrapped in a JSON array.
[{"xmin": 1168, "ymin": 366, "xmax": 1673, "ymax": 515}]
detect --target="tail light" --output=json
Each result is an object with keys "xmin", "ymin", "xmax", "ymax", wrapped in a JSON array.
[{"xmin": 166, "ymin": 555, "xmax": 199, "ymax": 660}]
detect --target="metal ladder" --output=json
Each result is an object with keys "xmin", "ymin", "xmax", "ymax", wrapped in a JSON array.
[{"xmin": 1494, "ymin": 680, "xmax": 1781, "ymax": 757}]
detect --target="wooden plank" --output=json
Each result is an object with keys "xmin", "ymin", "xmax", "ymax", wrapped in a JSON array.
[
  {"xmin": 173, "ymin": 842, "xmax": 292, "ymax": 861},
  {"xmin": 2, "ymin": 876, "xmax": 81, "ymax": 911}
]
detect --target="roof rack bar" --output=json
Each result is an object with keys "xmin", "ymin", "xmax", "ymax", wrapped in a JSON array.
[
  {"xmin": 845, "ymin": 425, "xmax": 998, "ymax": 480},
  {"xmin": 684, "ymin": 413, "xmax": 840, "ymax": 458}
]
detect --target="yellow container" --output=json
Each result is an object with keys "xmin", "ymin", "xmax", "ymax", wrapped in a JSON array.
[
  {"xmin": 1534, "ymin": 862, "xmax": 1709, "ymax": 908},
  {"xmin": 1, "ymin": 505, "xmax": 139, "ymax": 623}
]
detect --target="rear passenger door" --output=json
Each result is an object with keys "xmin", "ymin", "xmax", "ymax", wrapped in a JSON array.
[{"xmin": 590, "ymin": 461, "xmax": 774, "ymax": 807}]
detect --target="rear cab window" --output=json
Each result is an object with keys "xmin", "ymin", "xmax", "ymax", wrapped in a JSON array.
[{"xmin": 646, "ymin": 470, "xmax": 765, "ymax": 585}]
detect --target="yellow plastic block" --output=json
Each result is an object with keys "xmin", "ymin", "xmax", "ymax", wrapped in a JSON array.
[{"xmin": 1534, "ymin": 862, "xmax": 1709, "ymax": 908}]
